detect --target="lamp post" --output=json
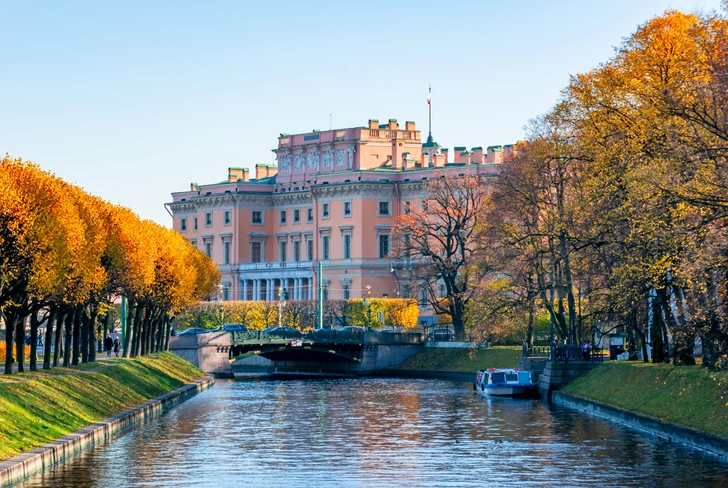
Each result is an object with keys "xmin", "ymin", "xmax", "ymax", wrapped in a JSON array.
[
  {"xmin": 278, "ymin": 286, "xmax": 283, "ymax": 328},
  {"xmin": 365, "ymin": 285, "xmax": 372, "ymax": 328}
]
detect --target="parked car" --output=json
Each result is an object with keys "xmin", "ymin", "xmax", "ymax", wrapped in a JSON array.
[
  {"xmin": 338, "ymin": 326, "xmax": 365, "ymax": 339},
  {"xmin": 426, "ymin": 328, "xmax": 454, "ymax": 341},
  {"xmin": 177, "ymin": 328, "xmax": 208, "ymax": 336},
  {"xmin": 305, "ymin": 328, "xmax": 338, "ymax": 341},
  {"xmin": 210, "ymin": 323, "xmax": 248, "ymax": 333},
  {"xmin": 265, "ymin": 327, "xmax": 302, "ymax": 339}
]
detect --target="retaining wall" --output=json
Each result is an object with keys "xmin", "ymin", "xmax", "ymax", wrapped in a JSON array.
[
  {"xmin": 0, "ymin": 375, "xmax": 215, "ymax": 487},
  {"xmin": 553, "ymin": 391, "xmax": 728, "ymax": 458}
]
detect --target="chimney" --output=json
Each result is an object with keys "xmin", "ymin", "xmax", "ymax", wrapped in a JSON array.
[
  {"xmin": 441, "ymin": 148, "xmax": 449, "ymax": 163},
  {"xmin": 433, "ymin": 153, "xmax": 445, "ymax": 167},
  {"xmin": 228, "ymin": 167, "xmax": 249, "ymax": 183},
  {"xmin": 403, "ymin": 157, "xmax": 415, "ymax": 170},
  {"xmin": 190, "ymin": 182, "xmax": 198, "ymax": 191},
  {"xmin": 388, "ymin": 118, "xmax": 398, "ymax": 130},
  {"xmin": 420, "ymin": 153, "xmax": 427, "ymax": 168},
  {"xmin": 396, "ymin": 152, "xmax": 409, "ymax": 170},
  {"xmin": 255, "ymin": 164, "xmax": 277, "ymax": 180},
  {"xmin": 405, "ymin": 120, "xmax": 416, "ymax": 131},
  {"xmin": 487, "ymin": 146, "xmax": 504, "ymax": 164},
  {"xmin": 470, "ymin": 147, "xmax": 484, "ymax": 164},
  {"xmin": 368, "ymin": 119, "xmax": 379, "ymax": 129},
  {"xmin": 453, "ymin": 146, "xmax": 466, "ymax": 164}
]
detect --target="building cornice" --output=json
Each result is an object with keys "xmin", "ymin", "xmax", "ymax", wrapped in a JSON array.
[{"xmin": 311, "ymin": 182, "xmax": 395, "ymax": 198}]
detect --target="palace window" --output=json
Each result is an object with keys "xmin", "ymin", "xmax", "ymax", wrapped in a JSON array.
[
  {"xmin": 251, "ymin": 242, "xmax": 262, "ymax": 263},
  {"xmin": 205, "ymin": 212, "xmax": 212, "ymax": 226},
  {"xmin": 293, "ymin": 240, "xmax": 301, "ymax": 262},
  {"xmin": 322, "ymin": 203, "xmax": 330, "ymax": 218},
  {"xmin": 280, "ymin": 210, "xmax": 287, "ymax": 224},
  {"xmin": 224, "ymin": 211, "xmax": 231, "ymax": 225},
  {"xmin": 205, "ymin": 241, "xmax": 212, "ymax": 258},
  {"xmin": 194, "ymin": 217, "xmax": 198, "ymax": 231},
  {"xmin": 378, "ymin": 234, "xmax": 389, "ymax": 258},
  {"xmin": 404, "ymin": 201, "xmax": 411, "ymax": 215},
  {"xmin": 293, "ymin": 209, "xmax": 300, "ymax": 223},
  {"xmin": 343, "ymin": 201, "xmax": 351, "ymax": 216},
  {"xmin": 307, "ymin": 208, "xmax": 314, "ymax": 222},
  {"xmin": 180, "ymin": 218, "xmax": 187, "ymax": 232},
  {"xmin": 252, "ymin": 210, "xmax": 262, "ymax": 224},
  {"xmin": 307, "ymin": 239, "xmax": 314, "ymax": 261},
  {"xmin": 343, "ymin": 234, "xmax": 352, "ymax": 259},
  {"xmin": 343, "ymin": 284, "xmax": 350, "ymax": 299},
  {"xmin": 223, "ymin": 240, "xmax": 231, "ymax": 265},
  {"xmin": 322, "ymin": 235, "xmax": 330, "ymax": 260},
  {"xmin": 379, "ymin": 201, "xmax": 390, "ymax": 216},
  {"xmin": 279, "ymin": 241, "xmax": 287, "ymax": 262}
]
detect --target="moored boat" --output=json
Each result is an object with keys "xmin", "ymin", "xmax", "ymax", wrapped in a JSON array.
[{"xmin": 474, "ymin": 368, "xmax": 536, "ymax": 397}]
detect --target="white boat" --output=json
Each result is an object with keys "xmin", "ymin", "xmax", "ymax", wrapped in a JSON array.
[{"xmin": 474, "ymin": 368, "xmax": 536, "ymax": 397}]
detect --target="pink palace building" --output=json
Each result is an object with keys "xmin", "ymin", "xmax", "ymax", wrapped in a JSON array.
[{"xmin": 168, "ymin": 117, "xmax": 515, "ymax": 322}]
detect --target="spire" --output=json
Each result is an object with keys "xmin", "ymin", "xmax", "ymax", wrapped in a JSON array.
[{"xmin": 427, "ymin": 85, "xmax": 433, "ymax": 144}]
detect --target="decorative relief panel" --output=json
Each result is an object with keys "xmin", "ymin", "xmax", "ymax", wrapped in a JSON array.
[
  {"xmin": 279, "ymin": 153, "xmax": 291, "ymax": 171},
  {"xmin": 347, "ymin": 146, "xmax": 356, "ymax": 168},
  {"xmin": 294, "ymin": 152, "xmax": 305, "ymax": 170},
  {"xmin": 322, "ymin": 148, "xmax": 334, "ymax": 167},
  {"xmin": 307, "ymin": 149, "xmax": 320, "ymax": 169},
  {"xmin": 335, "ymin": 149, "xmax": 346, "ymax": 167}
]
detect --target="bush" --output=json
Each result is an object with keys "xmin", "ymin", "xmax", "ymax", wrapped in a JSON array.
[{"xmin": 0, "ymin": 342, "xmax": 31, "ymax": 360}]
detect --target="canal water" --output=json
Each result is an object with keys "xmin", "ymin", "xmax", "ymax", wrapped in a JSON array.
[{"xmin": 18, "ymin": 378, "xmax": 728, "ymax": 487}]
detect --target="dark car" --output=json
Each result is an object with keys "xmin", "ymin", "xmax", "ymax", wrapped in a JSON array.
[
  {"xmin": 306, "ymin": 327, "xmax": 338, "ymax": 341},
  {"xmin": 211, "ymin": 323, "xmax": 248, "ymax": 333},
  {"xmin": 338, "ymin": 326, "xmax": 365, "ymax": 339},
  {"xmin": 178, "ymin": 327, "xmax": 208, "ymax": 336},
  {"xmin": 426, "ymin": 328, "xmax": 454, "ymax": 341},
  {"xmin": 265, "ymin": 327, "xmax": 302, "ymax": 339}
]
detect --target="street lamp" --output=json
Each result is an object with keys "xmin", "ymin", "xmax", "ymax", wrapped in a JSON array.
[
  {"xmin": 365, "ymin": 285, "xmax": 372, "ymax": 328},
  {"xmin": 278, "ymin": 286, "xmax": 285, "ymax": 328}
]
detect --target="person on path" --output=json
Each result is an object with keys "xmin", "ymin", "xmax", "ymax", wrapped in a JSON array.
[
  {"xmin": 104, "ymin": 335, "xmax": 113, "ymax": 357},
  {"xmin": 113, "ymin": 337, "xmax": 121, "ymax": 357}
]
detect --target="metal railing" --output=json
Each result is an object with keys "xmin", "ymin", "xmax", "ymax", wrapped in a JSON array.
[{"xmin": 523, "ymin": 343, "xmax": 606, "ymax": 363}]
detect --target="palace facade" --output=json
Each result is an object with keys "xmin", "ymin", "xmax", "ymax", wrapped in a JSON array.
[{"xmin": 168, "ymin": 118, "xmax": 515, "ymax": 323}]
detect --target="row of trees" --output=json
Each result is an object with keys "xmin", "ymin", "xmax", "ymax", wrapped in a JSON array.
[
  {"xmin": 393, "ymin": 9, "xmax": 728, "ymax": 370},
  {"xmin": 0, "ymin": 156, "xmax": 220, "ymax": 374},
  {"xmin": 175, "ymin": 298, "xmax": 421, "ymax": 331}
]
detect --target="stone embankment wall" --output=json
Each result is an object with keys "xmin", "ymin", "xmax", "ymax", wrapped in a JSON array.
[
  {"xmin": 0, "ymin": 376, "xmax": 214, "ymax": 487},
  {"xmin": 553, "ymin": 391, "xmax": 728, "ymax": 457},
  {"xmin": 538, "ymin": 361, "xmax": 601, "ymax": 397},
  {"xmin": 169, "ymin": 332, "xmax": 232, "ymax": 377}
]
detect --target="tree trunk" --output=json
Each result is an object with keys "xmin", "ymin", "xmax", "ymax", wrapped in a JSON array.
[
  {"xmin": 72, "ymin": 308, "xmax": 81, "ymax": 365},
  {"xmin": 30, "ymin": 312, "xmax": 40, "ymax": 372},
  {"xmin": 15, "ymin": 311, "xmax": 26, "ymax": 373},
  {"xmin": 560, "ymin": 233, "xmax": 578, "ymax": 344},
  {"xmin": 88, "ymin": 307, "xmax": 98, "ymax": 362},
  {"xmin": 130, "ymin": 305, "xmax": 143, "ymax": 358},
  {"xmin": 122, "ymin": 304, "xmax": 135, "ymax": 358},
  {"xmin": 4, "ymin": 310, "xmax": 15, "ymax": 374},
  {"xmin": 163, "ymin": 317, "xmax": 171, "ymax": 351},
  {"xmin": 102, "ymin": 312, "xmax": 111, "ymax": 352},
  {"xmin": 54, "ymin": 312, "xmax": 65, "ymax": 367},
  {"xmin": 526, "ymin": 298, "xmax": 535, "ymax": 348},
  {"xmin": 63, "ymin": 310, "xmax": 74, "ymax": 367},
  {"xmin": 43, "ymin": 310, "xmax": 56, "ymax": 370},
  {"xmin": 451, "ymin": 296, "xmax": 466, "ymax": 341},
  {"xmin": 651, "ymin": 296, "xmax": 665, "ymax": 363},
  {"xmin": 81, "ymin": 309, "xmax": 89, "ymax": 363}
]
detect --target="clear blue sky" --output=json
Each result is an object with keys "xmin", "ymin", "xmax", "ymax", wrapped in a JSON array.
[{"xmin": 1, "ymin": 0, "xmax": 722, "ymax": 226}]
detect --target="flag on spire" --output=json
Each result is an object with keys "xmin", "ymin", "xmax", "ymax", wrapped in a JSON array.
[{"xmin": 427, "ymin": 86, "xmax": 432, "ymax": 105}]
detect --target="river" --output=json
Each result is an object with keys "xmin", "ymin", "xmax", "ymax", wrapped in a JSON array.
[{"xmin": 18, "ymin": 378, "xmax": 728, "ymax": 487}]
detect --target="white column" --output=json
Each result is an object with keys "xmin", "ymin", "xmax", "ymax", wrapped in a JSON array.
[
  {"xmin": 253, "ymin": 280, "xmax": 259, "ymax": 301},
  {"xmin": 308, "ymin": 278, "xmax": 313, "ymax": 300},
  {"xmin": 242, "ymin": 280, "xmax": 248, "ymax": 301}
]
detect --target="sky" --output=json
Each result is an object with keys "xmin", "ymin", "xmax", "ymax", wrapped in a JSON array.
[{"xmin": 1, "ymin": 0, "xmax": 723, "ymax": 227}]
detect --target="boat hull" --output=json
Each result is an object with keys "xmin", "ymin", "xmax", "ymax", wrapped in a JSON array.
[{"xmin": 475, "ymin": 385, "xmax": 534, "ymax": 397}]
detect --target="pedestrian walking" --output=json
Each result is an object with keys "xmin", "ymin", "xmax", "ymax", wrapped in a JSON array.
[
  {"xmin": 113, "ymin": 337, "xmax": 120, "ymax": 357},
  {"xmin": 104, "ymin": 335, "xmax": 113, "ymax": 357}
]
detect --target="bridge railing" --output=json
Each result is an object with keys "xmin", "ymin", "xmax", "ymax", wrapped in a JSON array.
[{"xmin": 230, "ymin": 329, "xmax": 424, "ymax": 345}]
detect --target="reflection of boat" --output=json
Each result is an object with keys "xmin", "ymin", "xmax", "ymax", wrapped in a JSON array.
[{"xmin": 474, "ymin": 368, "xmax": 536, "ymax": 397}]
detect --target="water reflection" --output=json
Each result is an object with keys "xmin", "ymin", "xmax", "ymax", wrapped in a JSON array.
[{"xmin": 19, "ymin": 378, "xmax": 728, "ymax": 488}]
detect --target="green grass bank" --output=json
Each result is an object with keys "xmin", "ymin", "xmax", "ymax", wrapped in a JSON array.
[
  {"xmin": 563, "ymin": 361, "xmax": 728, "ymax": 438},
  {"xmin": 393, "ymin": 346, "xmax": 521, "ymax": 372},
  {"xmin": 0, "ymin": 352, "xmax": 205, "ymax": 461}
]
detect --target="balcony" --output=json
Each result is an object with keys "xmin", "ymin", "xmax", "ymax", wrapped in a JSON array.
[{"xmin": 238, "ymin": 261, "xmax": 313, "ymax": 270}]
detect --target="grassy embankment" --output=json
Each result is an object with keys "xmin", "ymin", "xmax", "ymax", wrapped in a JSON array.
[
  {"xmin": 0, "ymin": 352, "xmax": 204, "ymax": 461},
  {"xmin": 392, "ymin": 346, "xmax": 521, "ymax": 372},
  {"xmin": 563, "ymin": 361, "xmax": 728, "ymax": 438}
]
